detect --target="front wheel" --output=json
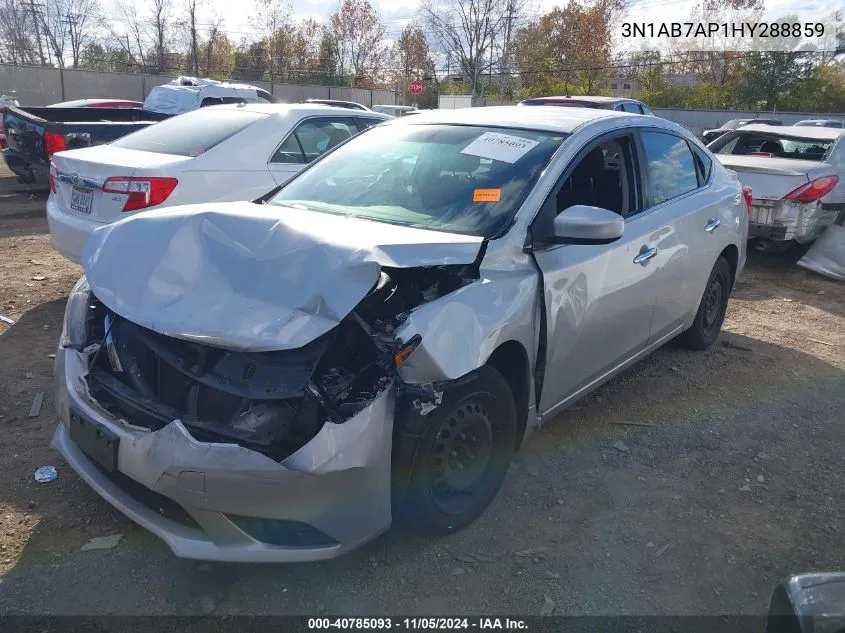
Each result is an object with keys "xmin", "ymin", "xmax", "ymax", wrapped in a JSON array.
[
  {"xmin": 394, "ymin": 366, "xmax": 517, "ymax": 535},
  {"xmin": 679, "ymin": 256, "xmax": 731, "ymax": 351}
]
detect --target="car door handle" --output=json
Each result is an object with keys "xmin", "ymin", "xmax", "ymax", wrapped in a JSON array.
[
  {"xmin": 705, "ymin": 219, "xmax": 721, "ymax": 232},
  {"xmin": 633, "ymin": 247, "xmax": 658, "ymax": 265}
]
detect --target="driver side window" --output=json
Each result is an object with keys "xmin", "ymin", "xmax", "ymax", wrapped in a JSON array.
[{"xmin": 555, "ymin": 135, "xmax": 640, "ymax": 219}]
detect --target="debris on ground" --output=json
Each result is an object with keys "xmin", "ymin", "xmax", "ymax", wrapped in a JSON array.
[
  {"xmin": 25, "ymin": 371, "xmax": 33, "ymax": 379},
  {"xmin": 739, "ymin": 482, "xmax": 752, "ymax": 493},
  {"xmin": 451, "ymin": 567, "xmax": 466, "ymax": 576},
  {"xmin": 611, "ymin": 440, "xmax": 629, "ymax": 453},
  {"xmin": 515, "ymin": 547, "xmax": 547, "ymax": 558},
  {"xmin": 756, "ymin": 452, "xmax": 770, "ymax": 461},
  {"xmin": 808, "ymin": 338, "xmax": 835, "ymax": 347},
  {"xmin": 31, "ymin": 275, "xmax": 46, "ymax": 281},
  {"xmin": 655, "ymin": 542, "xmax": 673, "ymax": 558},
  {"xmin": 455, "ymin": 552, "xmax": 479, "ymax": 564},
  {"xmin": 33, "ymin": 465, "xmax": 57, "ymax": 483},
  {"xmin": 28, "ymin": 392, "xmax": 44, "ymax": 418},
  {"xmin": 80, "ymin": 534, "xmax": 123, "ymax": 551},
  {"xmin": 540, "ymin": 594, "xmax": 556, "ymax": 616},
  {"xmin": 0, "ymin": 315, "xmax": 14, "ymax": 325},
  {"xmin": 757, "ymin": 474, "xmax": 765, "ymax": 483},
  {"xmin": 612, "ymin": 420, "xmax": 657, "ymax": 428},
  {"xmin": 722, "ymin": 340, "xmax": 753, "ymax": 352},
  {"xmin": 544, "ymin": 571, "xmax": 561, "ymax": 580}
]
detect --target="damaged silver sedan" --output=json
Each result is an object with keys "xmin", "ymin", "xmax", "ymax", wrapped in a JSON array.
[{"xmin": 53, "ymin": 107, "xmax": 748, "ymax": 562}]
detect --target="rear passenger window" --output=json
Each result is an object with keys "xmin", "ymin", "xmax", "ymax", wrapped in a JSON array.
[
  {"xmin": 271, "ymin": 117, "xmax": 358, "ymax": 164},
  {"xmin": 690, "ymin": 144, "xmax": 713, "ymax": 185},
  {"xmin": 641, "ymin": 131, "xmax": 699, "ymax": 205},
  {"xmin": 623, "ymin": 102, "xmax": 643, "ymax": 114}
]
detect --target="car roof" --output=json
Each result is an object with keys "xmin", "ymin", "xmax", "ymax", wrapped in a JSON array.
[
  {"xmin": 388, "ymin": 105, "xmax": 630, "ymax": 134},
  {"xmin": 306, "ymin": 99, "xmax": 367, "ymax": 107},
  {"xmin": 205, "ymin": 103, "xmax": 388, "ymax": 117},
  {"xmin": 524, "ymin": 95, "xmax": 634, "ymax": 104},
  {"xmin": 735, "ymin": 124, "xmax": 845, "ymax": 140}
]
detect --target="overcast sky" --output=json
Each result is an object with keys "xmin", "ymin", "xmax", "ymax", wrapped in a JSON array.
[{"xmin": 102, "ymin": 0, "xmax": 843, "ymax": 52}]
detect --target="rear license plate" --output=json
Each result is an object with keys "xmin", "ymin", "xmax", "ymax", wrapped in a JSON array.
[
  {"xmin": 68, "ymin": 408, "xmax": 119, "ymax": 472},
  {"xmin": 70, "ymin": 187, "xmax": 94, "ymax": 214}
]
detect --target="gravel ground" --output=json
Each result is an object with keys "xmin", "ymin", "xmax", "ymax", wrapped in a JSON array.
[{"xmin": 0, "ymin": 162, "xmax": 843, "ymax": 616}]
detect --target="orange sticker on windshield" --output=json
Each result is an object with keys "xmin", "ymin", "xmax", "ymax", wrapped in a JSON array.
[{"xmin": 474, "ymin": 188, "xmax": 501, "ymax": 203}]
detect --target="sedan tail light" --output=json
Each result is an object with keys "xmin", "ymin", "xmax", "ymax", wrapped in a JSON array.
[
  {"xmin": 742, "ymin": 186, "xmax": 753, "ymax": 214},
  {"xmin": 102, "ymin": 176, "xmax": 178, "ymax": 212},
  {"xmin": 49, "ymin": 162, "xmax": 57, "ymax": 194},
  {"xmin": 783, "ymin": 176, "xmax": 839, "ymax": 203},
  {"xmin": 43, "ymin": 131, "xmax": 66, "ymax": 159}
]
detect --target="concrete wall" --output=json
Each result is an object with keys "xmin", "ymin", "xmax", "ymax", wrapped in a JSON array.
[
  {"xmin": 0, "ymin": 64, "xmax": 396, "ymax": 108},
  {"xmin": 64, "ymin": 68, "xmax": 145, "ymax": 101},
  {"xmin": 654, "ymin": 108, "xmax": 845, "ymax": 136},
  {"xmin": 0, "ymin": 65, "xmax": 62, "ymax": 105}
]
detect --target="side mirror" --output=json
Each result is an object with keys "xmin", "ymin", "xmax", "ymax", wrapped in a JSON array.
[
  {"xmin": 552, "ymin": 205, "xmax": 624, "ymax": 243},
  {"xmin": 766, "ymin": 573, "xmax": 845, "ymax": 633}
]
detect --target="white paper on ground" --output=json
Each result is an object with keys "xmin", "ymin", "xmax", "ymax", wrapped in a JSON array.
[{"xmin": 460, "ymin": 132, "xmax": 540, "ymax": 164}]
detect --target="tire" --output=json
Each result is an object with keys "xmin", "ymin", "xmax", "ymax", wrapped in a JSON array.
[
  {"xmin": 394, "ymin": 365, "xmax": 517, "ymax": 535},
  {"xmin": 679, "ymin": 256, "xmax": 731, "ymax": 351}
]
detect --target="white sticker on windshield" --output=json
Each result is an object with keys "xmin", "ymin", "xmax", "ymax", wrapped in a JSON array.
[{"xmin": 460, "ymin": 132, "xmax": 540, "ymax": 164}]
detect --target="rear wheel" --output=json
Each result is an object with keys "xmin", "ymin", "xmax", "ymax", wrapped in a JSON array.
[
  {"xmin": 395, "ymin": 366, "xmax": 517, "ymax": 534},
  {"xmin": 679, "ymin": 256, "xmax": 731, "ymax": 351}
]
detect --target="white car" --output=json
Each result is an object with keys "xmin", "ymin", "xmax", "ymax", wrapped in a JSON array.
[
  {"xmin": 143, "ymin": 76, "xmax": 276, "ymax": 114},
  {"xmin": 47, "ymin": 103, "xmax": 390, "ymax": 263},
  {"xmin": 710, "ymin": 124, "xmax": 845, "ymax": 249}
]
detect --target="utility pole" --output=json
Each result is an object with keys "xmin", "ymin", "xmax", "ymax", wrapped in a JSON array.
[
  {"xmin": 22, "ymin": 0, "xmax": 46, "ymax": 65},
  {"xmin": 62, "ymin": 13, "xmax": 78, "ymax": 68},
  {"xmin": 500, "ymin": 0, "xmax": 515, "ymax": 100}
]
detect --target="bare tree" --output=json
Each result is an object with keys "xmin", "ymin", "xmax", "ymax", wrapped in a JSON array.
[
  {"xmin": 40, "ymin": 0, "xmax": 102, "ymax": 68},
  {"xmin": 0, "ymin": 0, "xmax": 41, "ymax": 64},
  {"xmin": 185, "ymin": 0, "xmax": 199, "ymax": 75},
  {"xmin": 330, "ymin": 0, "xmax": 387, "ymax": 87},
  {"xmin": 420, "ymin": 0, "xmax": 511, "ymax": 96},
  {"xmin": 152, "ymin": 0, "xmax": 172, "ymax": 73},
  {"xmin": 109, "ymin": 0, "xmax": 174, "ymax": 73}
]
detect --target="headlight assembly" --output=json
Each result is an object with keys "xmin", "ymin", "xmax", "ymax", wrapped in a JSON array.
[{"xmin": 60, "ymin": 276, "xmax": 91, "ymax": 350}]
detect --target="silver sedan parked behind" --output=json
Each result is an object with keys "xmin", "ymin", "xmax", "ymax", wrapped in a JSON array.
[{"xmin": 52, "ymin": 106, "xmax": 748, "ymax": 562}]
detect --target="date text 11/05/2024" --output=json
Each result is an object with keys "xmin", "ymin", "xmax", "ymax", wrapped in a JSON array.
[
  {"xmin": 308, "ymin": 618, "xmax": 529, "ymax": 630},
  {"xmin": 621, "ymin": 22, "xmax": 826, "ymax": 38}
]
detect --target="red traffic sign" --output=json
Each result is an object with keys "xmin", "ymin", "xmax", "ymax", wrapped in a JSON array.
[{"xmin": 409, "ymin": 80, "xmax": 424, "ymax": 95}]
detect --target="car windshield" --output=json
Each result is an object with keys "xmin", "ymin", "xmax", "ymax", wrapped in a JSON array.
[
  {"xmin": 268, "ymin": 124, "xmax": 566, "ymax": 238},
  {"xmin": 111, "ymin": 108, "xmax": 268, "ymax": 156},
  {"xmin": 711, "ymin": 131, "xmax": 833, "ymax": 161}
]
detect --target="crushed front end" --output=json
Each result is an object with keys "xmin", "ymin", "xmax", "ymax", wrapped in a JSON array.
[
  {"xmin": 52, "ymin": 281, "xmax": 402, "ymax": 562},
  {"xmin": 52, "ymin": 263, "xmax": 478, "ymax": 562}
]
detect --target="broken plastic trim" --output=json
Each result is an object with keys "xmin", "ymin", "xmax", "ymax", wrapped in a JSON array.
[{"xmin": 78, "ymin": 251, "xmax": 485, "ymax": 462}]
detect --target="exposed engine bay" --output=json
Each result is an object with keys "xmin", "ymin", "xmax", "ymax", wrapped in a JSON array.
[{"xmin": 79, "ymin": 263, "xmax": 479, "ymax": 462}]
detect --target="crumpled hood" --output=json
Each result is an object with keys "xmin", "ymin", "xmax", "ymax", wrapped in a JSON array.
[{"xmin": 83, "ymin": 201, "xmax": 483, "ymax": 351}]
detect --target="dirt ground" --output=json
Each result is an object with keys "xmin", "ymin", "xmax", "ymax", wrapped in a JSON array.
[{"xmin": 0, "ymin": 161, "xmax": 843, "ymax": 617}]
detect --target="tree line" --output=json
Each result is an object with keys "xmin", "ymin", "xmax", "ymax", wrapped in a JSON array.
[{"xmin": 0, "ymin": 0, "xmax": 843, "ymax": 112}]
